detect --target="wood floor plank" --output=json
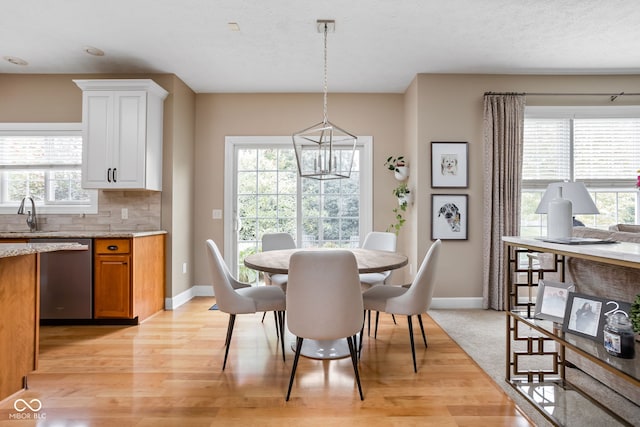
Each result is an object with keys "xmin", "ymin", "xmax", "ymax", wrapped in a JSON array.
[{"xmin": 0, "ymin": 297, "xmax": 533, "ymax": 426}]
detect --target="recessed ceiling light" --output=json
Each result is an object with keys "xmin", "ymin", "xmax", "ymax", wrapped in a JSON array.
[
  {"xmin": 3, "ymin": 56, "xmax": 28, "ymax": 66},
  {"xmin": 83, "ymin": 46, "xmax": 105, "ymax": 56},
  {"xmin": 228, "ymin": 22, "xmax": 240, "ymax": 31}
]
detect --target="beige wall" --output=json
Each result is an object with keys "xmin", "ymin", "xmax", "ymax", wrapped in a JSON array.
[
  {"xmin": 3, "ymin": 72, "xmax": 640, "ymax": 305},
  {"xmin": 0, "ymin": 73, "xmax": 197, "ymax": 300},
  {"xmin": 192, "ymin": 93, "xmax": 405, "ymax": 286},
  {"xmin": 414, "ymin": 74, "xmax": 640, "ymax": 300}
]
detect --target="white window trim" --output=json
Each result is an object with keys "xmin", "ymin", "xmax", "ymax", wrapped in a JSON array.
[
  {"xmin": 0, "ymin": 123, "xmax": 98, "ymax": 215},
  {"xmin": 223, "ymin": 136, "xmax": 373, "ymax": 268}
]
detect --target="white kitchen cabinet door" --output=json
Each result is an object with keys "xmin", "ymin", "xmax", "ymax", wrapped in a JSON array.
[{"xmin": 75, "ymin": 79, "xmax": 167, "ymax": 191}]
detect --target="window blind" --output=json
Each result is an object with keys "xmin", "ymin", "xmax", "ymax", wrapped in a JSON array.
[{"xmin": 0, "ymin": 135, "xmax": 82, "ymax": 168}]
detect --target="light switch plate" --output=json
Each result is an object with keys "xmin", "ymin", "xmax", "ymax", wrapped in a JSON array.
[{"xmin": 212, "ymin": 209, "xmax": 222, "ymax": 219}]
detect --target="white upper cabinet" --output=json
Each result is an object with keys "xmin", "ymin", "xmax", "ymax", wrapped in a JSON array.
[{"xmin": 74, "ymin": 79, "xmax": 168, "ymax": 191}]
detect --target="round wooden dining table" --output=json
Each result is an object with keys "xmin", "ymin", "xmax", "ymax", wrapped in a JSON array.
[
  {"xmin": 244, "ymin": 247, "xmax": 408, "ymax": 275},
  {"xmin": 243, "ymin": 247, "xmax": 408, "ymax": 360}
]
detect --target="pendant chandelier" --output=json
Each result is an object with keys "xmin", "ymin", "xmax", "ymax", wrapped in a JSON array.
[{"xmin": 292, "ymin": 19, "xmax": 357, "ymax": 180}]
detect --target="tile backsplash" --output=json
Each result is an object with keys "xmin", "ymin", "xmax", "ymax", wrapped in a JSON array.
[{"xmin": 1, "ymin": 191, "xmax": 161, "ymax": 232}]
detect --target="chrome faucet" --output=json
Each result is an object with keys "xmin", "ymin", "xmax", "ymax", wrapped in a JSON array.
[{"xmin": 17, "ymin": 196, "xmax": 37, "ymax": 232}]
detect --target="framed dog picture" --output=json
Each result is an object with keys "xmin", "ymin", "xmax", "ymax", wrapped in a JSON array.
[
  {"xmin": 534, "ymin": 280, "xmax": 575, "ymax": 323},
  {"xmin": 562, "ymin": 292, "xmax": 606, "ymax": 342},
  {"xmin": 431, "ymin": 194, "xmax": 468, "ymax": 240},
  {"xmin": 431, "ymin": 141, "xmax": 468, "ymax": 188}
]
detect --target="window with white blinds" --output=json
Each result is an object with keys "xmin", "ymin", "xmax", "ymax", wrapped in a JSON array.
[
  {"xmin": 0, "ymin": 123, "xmax": 97, "ymax": 214},
  {"xmin": 521, "ymin": 106, "xmax": 640, "ymax": 235}
]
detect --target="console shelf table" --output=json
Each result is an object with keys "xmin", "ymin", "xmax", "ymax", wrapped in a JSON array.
[{"xmin": 502, "ymin": 236, "xmax": 639, "ymax": 427}]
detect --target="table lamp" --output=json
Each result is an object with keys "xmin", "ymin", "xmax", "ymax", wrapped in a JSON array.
[{"xmin": 535, "ymin": 182, "xmax": 599, "ymax": 238}]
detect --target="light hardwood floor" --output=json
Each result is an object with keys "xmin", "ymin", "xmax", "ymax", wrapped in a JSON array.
[{"xmin": 0, "ymin": 297, "xmax": 533, "ymax": 426}]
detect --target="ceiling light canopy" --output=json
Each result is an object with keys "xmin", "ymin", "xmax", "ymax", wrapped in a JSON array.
[
  {"xmin": 292, "ymin": 19, "xmax": 357, "ymax": 180},
  {"xmin": 3, "ymin": 56, "xmax": 28, "ymax": 66}
]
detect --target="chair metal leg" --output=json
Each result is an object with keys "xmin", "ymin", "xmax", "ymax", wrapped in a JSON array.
[
  {"xmin": 359, "ymin": 312, "xmax": 365, "ymax": 357},
  {"xmin": 286, "ymin": 337, "xmax": 304, "ymax": 401},
  {"xmin": 273, "ymin": 311, "xmax": 279, "ymax": 339},
  {"xmin": 417, "ymin": 314, "xmax": 427, "ymax": 348},
  {"xmin": 223, "ymin": 314, "xmax": 236, "ymax": 371},
  {"xmin": 374, "ymin": 311, "xmax": 380, "ymax": 339},
  {"xmin": 407, "ymin": 315, "xmax": 417, "ymax": 373},
  {"xmin": 347, "ymin": 336, "xmax": 364, "ymax": 400},
  {"xmin": 277, "ymin": 311, "xmax": 286, "ymax": 362},
  {"xmin": 391, "ymin": 314, "xmax": 397, "ymax": 324},
  {"xmin": 261, "ymin": 312, "xmax": 266, "ymax": 323},
  {"xmin": 367, "ymin": 310, "xmax": 371, "ymax": 336}
]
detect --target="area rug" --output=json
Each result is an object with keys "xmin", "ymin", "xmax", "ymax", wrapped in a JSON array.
[{"xmin": 428, "ymin": 309, "xmax": 636, "ymax": 427}]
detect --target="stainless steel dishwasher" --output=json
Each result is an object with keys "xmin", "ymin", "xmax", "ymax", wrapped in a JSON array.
[{"xmin": 30, "ymin": 238, "xmax": 93, "ymax": 320}]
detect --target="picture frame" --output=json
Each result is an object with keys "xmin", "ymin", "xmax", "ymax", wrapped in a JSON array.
[
  {"xmin": 431, "ymin": 141, "xmax": 468, "ymax": 188},
  {"xmin": 431, "ymin": 194, "xmax": 468, "ymax": 240},
  {"xmin": 562, "ymin": 292, "xmax": 606, "ymax": 342},
  {"xmin": 533, "ymin": 280, "xmax": 575, "ymax": 323}
]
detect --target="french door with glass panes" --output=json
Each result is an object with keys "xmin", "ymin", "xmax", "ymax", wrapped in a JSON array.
[{"xmin": 224, "ymin": 137, "xmax": 372, "ymax": 284}]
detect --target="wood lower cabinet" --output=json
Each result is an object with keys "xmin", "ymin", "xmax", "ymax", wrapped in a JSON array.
[
  {"xmin": 94, "ymin": 235, "xmax": 165, "ymax": 322},
  {"xmin": 94, "ymin": 239, "xmax": 132, "ymax": 318}
]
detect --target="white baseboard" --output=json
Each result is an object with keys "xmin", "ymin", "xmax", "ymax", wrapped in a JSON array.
[
  {"xmin": 166, "ymin": 286, "xmax": 482, "ymax": 311},
  {"xmin": 165, "ymin": 285, "xmax": 213, "ymax": 310}
]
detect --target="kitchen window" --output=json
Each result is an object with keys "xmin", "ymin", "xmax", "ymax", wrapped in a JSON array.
[
  {"xmin": 0, "ymin": 123, "xmax": 97, "ymax": 214},
  {"xmin": 521, "ymin": 106, "xmax": 640, "ymax": 236}
]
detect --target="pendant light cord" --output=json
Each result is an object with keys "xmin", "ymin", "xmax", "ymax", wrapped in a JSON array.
[{"xmin": 322, "ymin": 22, "xmax": 329, "ymax": 124}]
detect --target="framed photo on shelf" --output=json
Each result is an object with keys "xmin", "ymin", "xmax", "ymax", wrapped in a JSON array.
[
  {"xmin": 431, "ymin": 194, "xmax": 468, "ymax": 240},
  {"xmin": 533, "ymin": 280, "xmax": 575, "ymax": 323},
  {"xmin": 562, "ymin": 292, "xmax": 606, "ymax": 341},
  {"xmin": 431, "ymin": 141, "xmax": 468, "ymax": 188}
]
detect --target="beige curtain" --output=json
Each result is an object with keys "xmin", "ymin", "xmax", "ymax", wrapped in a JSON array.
[{"xmin": 482, "ymin": 93, "xmax": 526, "ymax": 310}]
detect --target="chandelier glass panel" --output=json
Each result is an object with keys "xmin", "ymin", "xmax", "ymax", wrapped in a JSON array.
[{"xmin": 292, "ymin": 20, "xmax": 357, "ymax": 180}]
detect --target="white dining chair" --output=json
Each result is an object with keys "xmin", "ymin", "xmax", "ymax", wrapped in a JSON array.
[
  {"xmin": 261, "ymin": 232, "xmax": 296, "ymax": 291},
  {"xmin": 359, "ymin": 231, "xmax": 398, "ymax": 334},
  {"xmin": 205, "ymin": 239, "xmax": 286, "ymax": 370},
  {"xmin": 361, "ymin": 239, "xmax": 441, "ymax": 372},
  {"xmin": 358, "ymin": 231, "xmax": 397, "ymax": 289},
  {"xmin": 285, "ymin": 250, "xmax": 364, "ymax": 401}
]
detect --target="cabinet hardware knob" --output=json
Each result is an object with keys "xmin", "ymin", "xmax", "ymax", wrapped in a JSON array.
[
  {"xmin": 107, "ymin": 168, "xmax": 112, "ymax": 183},
  {"xmin": 113, "ymin": 168, "xmax": 117, "ymax": 182},
  {"xmin": 107, "ymin": 245, "xmax": 118, "ymax": 250}
]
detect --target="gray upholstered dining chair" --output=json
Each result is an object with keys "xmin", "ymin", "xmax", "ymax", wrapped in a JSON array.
[
  {"xmin": 361, "ymin": 239, "xmax": 441, "ymax": 373},
  {"xmin": 285, "ymin": 250, "xmax": 364, "ymax": 401},
  {"xmin": 358, "ymin": 231, "xmax": 397, "ymax": 289},
  {"xmin": 205, "ymin": 239, "xmax": 286, "ymax": 370},
  {"xmin": 261, "ymin": 232, "xmax": 296, "ymax": 291},
  {"xmin": 359, "ymin": 231, "xmax": 398, "ymax": 333}
]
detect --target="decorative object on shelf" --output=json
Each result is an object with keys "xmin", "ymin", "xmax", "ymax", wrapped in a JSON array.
[
  {"xmin": 384, "ymin": 155, "xmax": 409, "ymax": 181},
  {"xmin": 292, "ymin": 19, "xmax": 357, "ymax": 180},
  {"xmin": 535, "ymin": 181, "xmax": 599, "ymax": 235},
  {"xmin": 603, "ymin": 311, "xmax": 635, "ymax": 359},
  {"xmin": 533, "ymin": 280, "xmax": 575, "ymax": 323},
  {"xmin": 431, "ymin": 194, "xmax": 468, "ymax": 240},
  {"xmin": 631, "ymin": 294, "xmax": 640, "ymax": 339},
  {"xmin": 430, "ymin": 142, "xmax": 468, "ymax": 188},
  {"xmin": 562, "ymin": 292, "xmax": 605, "ymax": 342}
]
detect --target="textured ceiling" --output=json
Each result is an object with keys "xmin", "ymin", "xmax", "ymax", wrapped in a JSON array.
[{"xmin": 1, "ymin": 0, "xmax": 639, "ymax": 93}]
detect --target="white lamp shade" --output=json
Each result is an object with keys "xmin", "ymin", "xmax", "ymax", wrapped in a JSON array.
[{"xmin": 535, "ymin": 182, "xmax": 599, "ymax": 215}]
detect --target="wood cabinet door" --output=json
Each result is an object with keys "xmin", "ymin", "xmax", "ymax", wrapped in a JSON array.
[{"xmin": 94, "ymin": 254, "xmax": 132, "ymax": 318}]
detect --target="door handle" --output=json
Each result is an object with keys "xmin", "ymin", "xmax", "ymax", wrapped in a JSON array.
[
  {"xmin": 113, "ymin": 168, "xmax": 117, "ymax": 182},
  {"xmin": 107, "ymin": 168, "xmax": 112, "ymax": 183}
]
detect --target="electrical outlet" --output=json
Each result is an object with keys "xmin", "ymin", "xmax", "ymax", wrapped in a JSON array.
[{"xmin": 121, "ymin": 208, "xmax": 128, "ymax": 219}]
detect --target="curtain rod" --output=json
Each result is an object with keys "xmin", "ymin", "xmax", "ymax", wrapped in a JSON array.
[{"xmin": 484, "ymin": 91, "xmax": 640, "ymax": 101}]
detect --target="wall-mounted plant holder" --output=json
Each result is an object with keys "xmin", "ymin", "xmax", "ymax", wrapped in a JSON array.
[
  {"xmin": 398, "ymin": 191, "xmax": 412, "ymax": 206},
  {"xmin": 395, "ymin": 165, "xmax": 409, "ymax": 181}
]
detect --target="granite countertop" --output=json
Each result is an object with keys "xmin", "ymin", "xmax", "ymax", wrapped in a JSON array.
[
  {"xmin": 0, "ymin": 230, "xmax": 167, "ymax": 239},
  {"xmin": 0, "ymin": 242, "xmax": 89, "ymax": 259}
]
